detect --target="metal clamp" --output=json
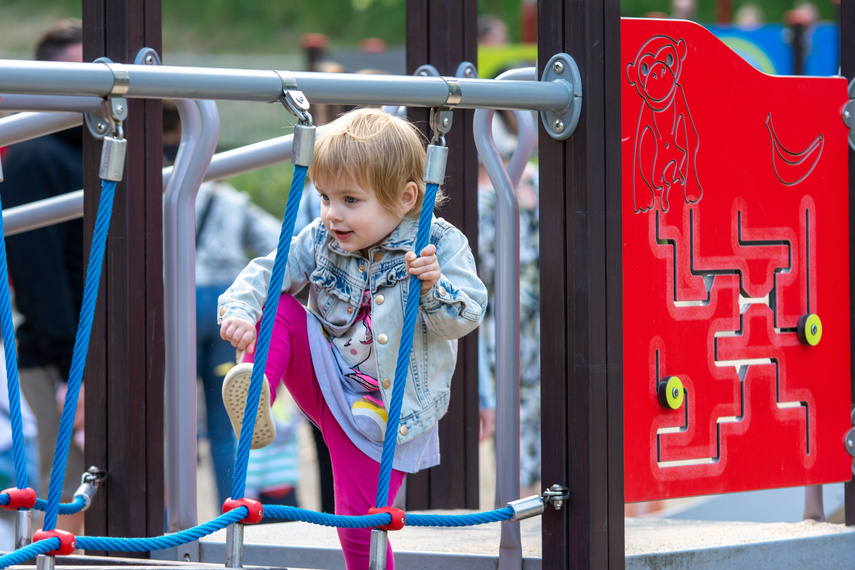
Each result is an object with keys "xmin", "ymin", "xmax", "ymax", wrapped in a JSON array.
[
  {"xmin": 73, "ymin": 466, "xmax": 107, "ymax": 511},
  {"xmin": 275, "ymin": 70, "xmax": 313, "ymax": 125},
  {"xmin": 425, "ymin": 108, "xmax": 450, "ymax": 185},
  {"xmin": 85, "ymin": 58, "xmax": 129, "ymax": 141},
  {"xmin": 274, "ymin": 71, "xmax": 315, "ymax": 166},
  {"xmin": 102, "ymin": 61, "xmax": 130, "ymax": 96},
  {"xmin": 540, "ymin": 53, "xmax": 583, "ymax": 141},
  {"xmin": 542, "ymin": 484, "xmax": 570, "ymax": 511}
]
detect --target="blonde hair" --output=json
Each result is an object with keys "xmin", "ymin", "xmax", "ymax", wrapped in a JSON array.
[{"xmin": 308, "ymin": 107, "xmax": 446, "ymax": 217}]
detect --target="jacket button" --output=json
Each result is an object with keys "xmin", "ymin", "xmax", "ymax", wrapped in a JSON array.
[
  {"xmin": 219, "ymin": 307, "xmax": 226, "ymax": 316},
  {"xmin": 373, "ymin": 251, "xmax": 383, "ymax": 262},
  {"xmin": 347, "ymin": 306, "xmax": 354, "ymax": 314},
  {"xmin": 399, "ymin": 426, "xmax": 408, "ymax": 436},
  {"xmin": 375, "ymin": 294, "xmax": 385, "ymax": 305},
  {"xmin": 359, "ymin": 265, "xmax": 366, "ymax": 273},
  {"xmin": 382, "ymin": 378, "xmax": 391, "ymax": 389},
  {"xmin": 378, "ymin": 334, "xmax": 388, "ymax": 344},
  {"xmin": 438, "ymin": 286, "xmax": 447, "ymax": 296}
]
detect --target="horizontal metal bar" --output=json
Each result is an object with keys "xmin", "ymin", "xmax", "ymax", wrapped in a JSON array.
[
  {"xmin": 0, "ymin": 94, "xmax": 103, "ymax": 113},
  {"xmin": 3, "ymin": 189, "xmax": 83, "ymax": 236},
  {"xmin": 0, "ymin": 112, "xmax": 83, "ymax": 147},
  {"xmin": 0, "ymin": 59, "xmax": 571, "ymax": 112}
]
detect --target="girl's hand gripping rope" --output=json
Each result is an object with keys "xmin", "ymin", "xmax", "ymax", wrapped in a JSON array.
[
  {"xmin": 220, "ymin": 317, "xmax": 259, "ymax": 355},
  {"xmin": 405, "ymin": 244, "xmax": 440, "ymax": 294}
]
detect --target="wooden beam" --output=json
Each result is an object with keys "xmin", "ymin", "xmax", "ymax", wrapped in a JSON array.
[
  {"xmin": 538, "ymin": 0, "xmax": 624, "ymax": 567},
  {"xmin": 405, "ymin": 0, "xmax": 480, "ymax": 510},
  {"xmin": 841, "ymin": 0, "xmax": 855, "ymax": 529},
  {"xmin": 81, "ymin": 0, "xmax": 164, "ymax": 553}
]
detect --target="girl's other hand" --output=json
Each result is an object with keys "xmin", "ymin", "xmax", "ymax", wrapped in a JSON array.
[
  {"xmin": 220, "ymin": 316, "xmax": 258, "ymax": 354},
  {"xmin": 405, "ymin": 244, "xmax": 440, "ymax": 293}
]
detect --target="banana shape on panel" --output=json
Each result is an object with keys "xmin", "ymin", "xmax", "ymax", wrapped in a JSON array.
[{"xmin": 765, "ymin": 113, "xmax": 824, "ymax": 186}]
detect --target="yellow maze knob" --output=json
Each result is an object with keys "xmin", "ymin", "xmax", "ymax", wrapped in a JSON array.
[
  {"xmin": 658, "ymin": 376, "xmax": 684, "ymax": 410},
  {"xmin": 797, "ymin": 313, "xmax": 822, "ymax": 346}
]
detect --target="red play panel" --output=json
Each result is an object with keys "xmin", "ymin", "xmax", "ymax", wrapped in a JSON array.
[{"xmin": 621, "ymin": 18, "xmax": 852, "ymax": 502}]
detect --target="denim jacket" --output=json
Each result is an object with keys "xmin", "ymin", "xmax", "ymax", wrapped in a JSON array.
[{"xmin": 217, "ymin": 214, "xmax": 487, "ymax": 444}]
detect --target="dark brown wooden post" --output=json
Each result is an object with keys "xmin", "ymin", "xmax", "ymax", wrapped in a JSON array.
[
  {"xmin": 81, "ymin": 0, "xmax": 164, "ymax": 553},
  {"xmin": 404, "ymin": 0, "xmax": 480, "ymax": 510},
  {"xmin": 841, "ymin": 0, "xmax": 855, "ymax": 528},
  {"xmin": 538, "ymin": 0, "xmax": 624, "ymax": 567}
]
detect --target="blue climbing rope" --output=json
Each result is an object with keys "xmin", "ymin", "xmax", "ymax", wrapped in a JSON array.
[
  {"xmin": 230, "ymin": 164, "xmax": 308, "ymax": 500},
  {"xmin": 42, "ymin": 179, "xmax": 117, "ymax": 532},
  {"xmin": 263, "ymin": 504, "xmax": 514, "ymax": 528},
  {"xmin": 0, "ymin": 540, "xmax": 57, "ymax": 569},
  {"xmin": 0, "ymin": 190, "xmax": 29, "ymax": 491},
  {"xmin": 0, "ymin": 491, "xmax": 88, "ymax": 514},
  {"xmin": 0, "ymin": 511, "xmax": 245, "ymax": 569},
  {"xmin": 375, "ymin": 180, "xmax": 439, "ymax": 508}
]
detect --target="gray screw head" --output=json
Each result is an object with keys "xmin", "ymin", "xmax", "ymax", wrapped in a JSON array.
[
  {"xmin": 846, "ymin": 109, "xmax": 852, "ymax": 121},
  {"xmin": 96, "ymin": 122, "xmax": 108, "ymax": 134},
  {"xmin": 553, "ymin": 61, "xmax": 565, "ymax": 74},
  {"xmin": 811, "ymin": 324, "xmax": 818, "ymax": 335},
  {"xmin": 145, "ymin": 54, "xmax": 154, "ymax": 65},
  {"xmin": 464, "ymin": 67, "xmax": 474, "ymax": 77},
  {"xmin": 672, "ymin": 387, "xmax": 679, "ymax": 399},
  {"xmin": 553, "ymin": 119, "xmax": 565, "ymax": 133},
  {"xmin": 442, "ymin": 117, "xmax": 449, "ymax": 127},
  {"xmin": 116, "ymin": 105, "xmax": 125, "ymax": 115}
]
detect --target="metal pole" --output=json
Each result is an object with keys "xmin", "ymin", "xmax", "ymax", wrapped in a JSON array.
[
  {"xmin": 368, "ymin": 529, "xmax": 388, "ymax": 570},
  {"xmin": 224, "ymin": 523, "xmax": 244, "ymax": 568},
  {"xmin": 3, "ymin": 190, "xmax": 84, "ymax": 236},
  {"xmin": 15, "ymin": 509, "xmax": 32, "ymax": 549},
  {"xmin": 473, "ymin": 66, "xmax": 538, "ymax": 570},
  {"xmin": 0, "ymin": 112, "xmax": 82, "ymax": 148},
  {"xmin": 0, "ymin": 94, "xmax": 102, "ymax": 113},
  {"xmin": 163, "ymin": 99, "xmax": 219, "ymax": 534},
  {"xmin": 35, "ymin": 555, "xmax": 54, "ymax": 570},
  {"xmin": 0, "ymin": 59, "xmax": 574, "ymax": 112}
]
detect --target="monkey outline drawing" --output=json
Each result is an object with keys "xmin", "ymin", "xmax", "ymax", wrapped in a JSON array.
[{"xmin": 627, "ymin": 35, "xmax": 703, "ymax": 213}]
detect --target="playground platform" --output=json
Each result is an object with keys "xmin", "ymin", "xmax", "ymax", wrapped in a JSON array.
[
  {"xmin": 187, "ymin": 511, "xmax": 855, "ymax": 569},
  {"xmin": 3, "ymin": 515, "xmax": 853, "ymax": 569}
]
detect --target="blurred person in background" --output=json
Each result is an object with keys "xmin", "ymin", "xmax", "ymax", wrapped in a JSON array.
[{"xmin": 1, "ymin": 19, "xmax": 86, "ymax": 536}]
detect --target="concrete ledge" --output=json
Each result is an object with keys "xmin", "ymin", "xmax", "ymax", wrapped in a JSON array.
[{"xmin": 626, "ymin": 518, "xmax": 855, "ymax": 569}]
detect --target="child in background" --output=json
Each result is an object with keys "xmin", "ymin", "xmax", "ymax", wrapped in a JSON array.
[{"xmin": 218, "ymin": 107, "xmax": 487, "ymax": 568}]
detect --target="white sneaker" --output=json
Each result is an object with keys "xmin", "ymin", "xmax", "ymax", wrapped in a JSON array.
[{"xmin": 222, "ymin": 362, "xmax": 276, "ymax": 449}]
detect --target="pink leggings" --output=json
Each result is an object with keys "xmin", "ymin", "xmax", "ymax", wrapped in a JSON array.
[{"xmin": 242, "ymin": 293, "xmax": 406, "ymax": 570}]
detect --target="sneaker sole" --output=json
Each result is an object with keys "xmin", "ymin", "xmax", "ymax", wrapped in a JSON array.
[{"xmin": 222, "ymin": 362, "xmax": 276, "ymax": 449}]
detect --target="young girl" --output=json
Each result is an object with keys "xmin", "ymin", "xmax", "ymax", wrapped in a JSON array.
[{"xmin": 217, "ymin": 107, "xmax": 487, "ymax": 568}]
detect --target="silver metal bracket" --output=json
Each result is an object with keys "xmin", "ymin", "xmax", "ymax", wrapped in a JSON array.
[
  {"xmin": 542, "ymin": 484, "xmax": 570, "ymax": 511},
  {"xmin": 73, "ymin": 466, "xmax": 107, "ymax": 511},
  {"xmin": 414, "ymin": 64, "xmax": 439, "ymax": 78},
  {"xmin": 134, "ymin": 47, "xmax": 162, "ymax": 67},
  {"xmin": 844, "ymin": 78, "xmax": 855, "ymax": 151},
  {"xmin": 455, "ymin": 61, "xmax": 477, "ymax": 80},
  {"xmin": 540, "ymin": 53, "xmax": 582, "ymax": 141},
  {"xmin": 85, "ymin": 58, "xmax": 129, "ymax": 141},
  {"xmin": 275, "ymin": 70, "xmax": 313, "ymax": 126}
]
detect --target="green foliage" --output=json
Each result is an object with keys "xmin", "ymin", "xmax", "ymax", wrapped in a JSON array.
[
  {"xmin": 619, "ymin": 0, "xmax": 837, "ymax": 23},
  {"xmin": 224, "ymin": 164, "xmax": 295, "ymax": 220}
]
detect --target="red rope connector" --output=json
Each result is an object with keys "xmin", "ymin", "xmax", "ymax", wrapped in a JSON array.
[
  {"xmin": 1, "ymin": 487, "xmax": 37, "ymax": 511},
  {"xmin": 368, "ymin": 506, "xmax": 406, "ymax": 531},
  {"xmin": 223, "ymin": 497, "xmax": 264, "ymax": 524},
  {"xmin": 33, "ymin": 529, "xmax": 77, "ymax": 555}
]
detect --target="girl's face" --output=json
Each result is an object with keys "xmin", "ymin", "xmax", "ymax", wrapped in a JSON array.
[{"xmin": 317, "ymin": 175, "xmax": 417, "ymax": 257}]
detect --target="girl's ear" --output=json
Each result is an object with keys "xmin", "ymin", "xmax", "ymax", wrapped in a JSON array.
[{"xmin": 400, "ymin": 181, "xmax": 418, "ymax": 214}]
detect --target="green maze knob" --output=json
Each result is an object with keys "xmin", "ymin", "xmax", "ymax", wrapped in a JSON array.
[
  {"xmin": 658, "ymin": 376, "xmax": 684, "ymax": 410},
  {"xmin": 797, "ymin": 313, "xmax": 822, "ymax": 346}
]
